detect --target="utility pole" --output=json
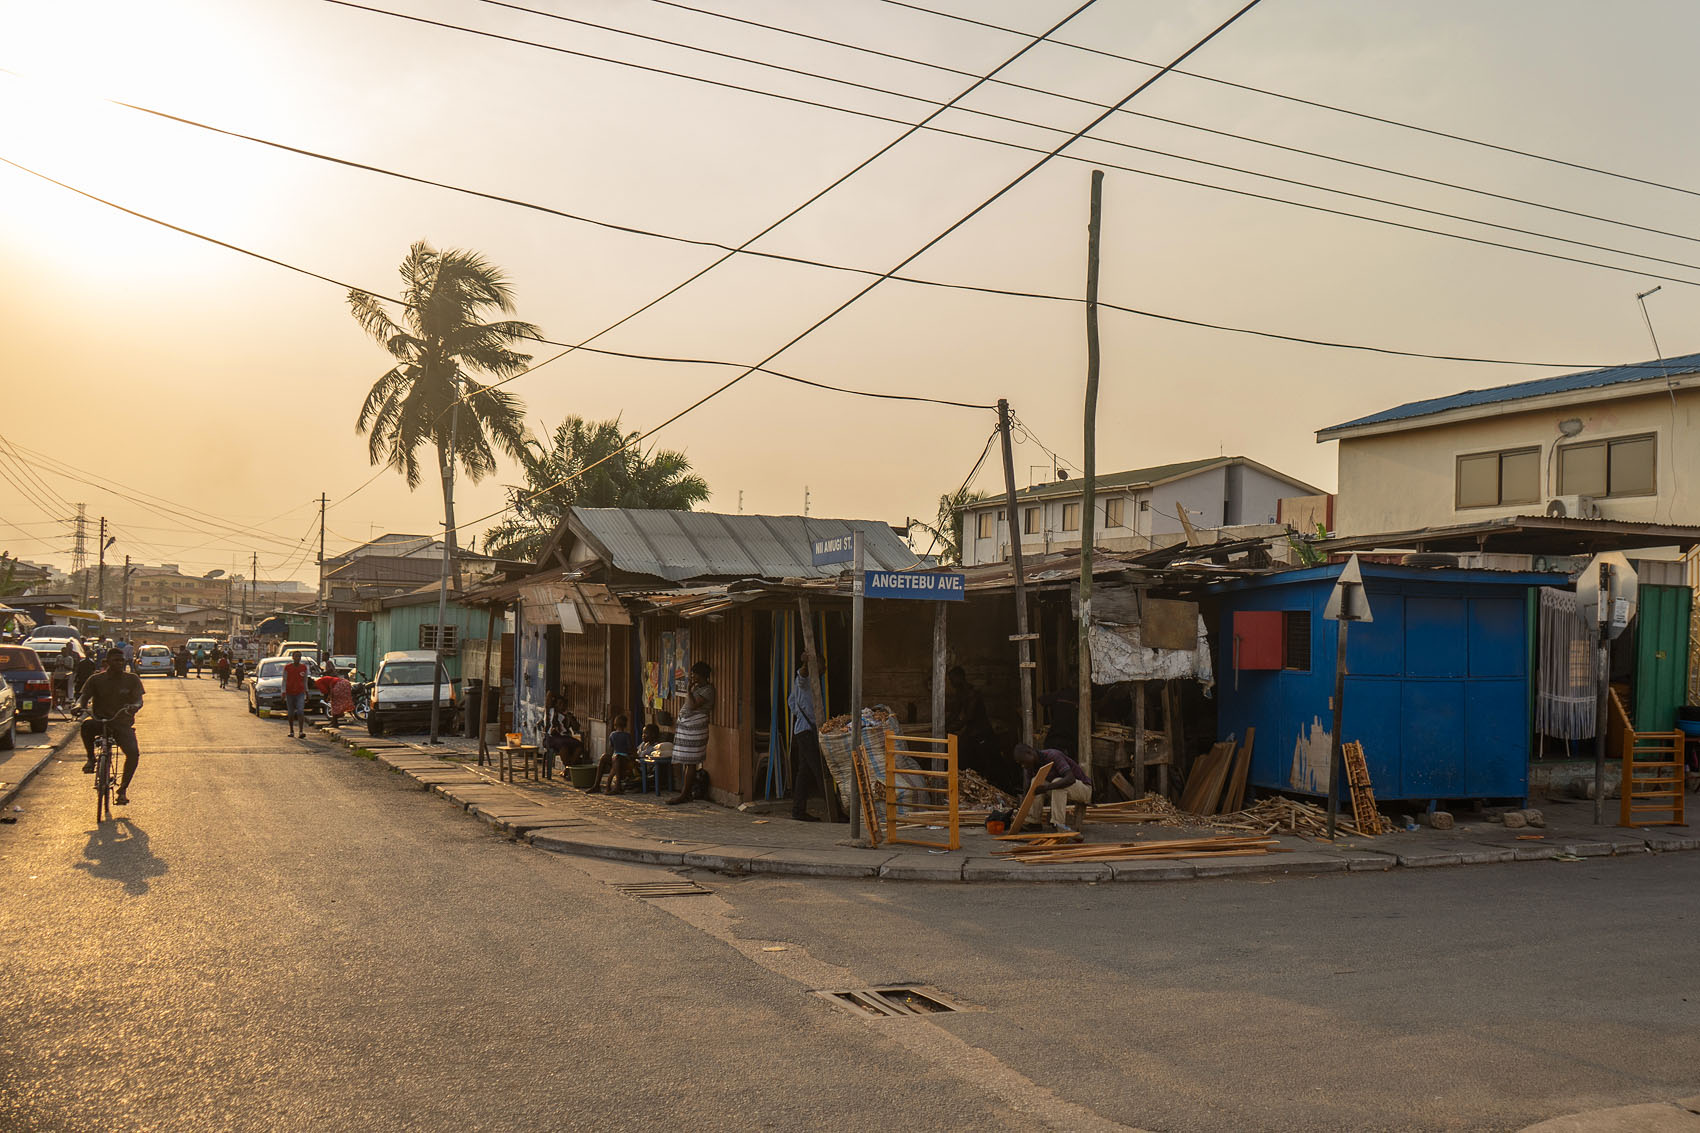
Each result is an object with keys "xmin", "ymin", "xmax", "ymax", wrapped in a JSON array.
[
  {"xmin": 997, "ymin": 399, "xmax": 1036, "ymax": 747},
  {"xmin": 97, "ymin": 516, "xmax": 109, "ymax": 612},
  {"xmin": 317, "ymin": 492, "xmax": 327, "ymax": 652},
  {"xmin": 121, "ymin": 555, "xmax": 131, "ymax": 637},
  {"xmin": 249, "ymin": 551, "xmax": 257, "ymax": 635},
  {"xmin": 429, "ymin": 392, "xmax": 460, "ymax": 744},
  {"xmin": 1078, "ymin": 169, "xmax": 1104, "ymax": 785},
  {"xmin": 73, "ymin": 503, "xmax": 88, "ymax": 605}
]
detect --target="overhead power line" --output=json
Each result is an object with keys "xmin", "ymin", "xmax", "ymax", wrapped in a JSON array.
[
  {"xmin": 455, "ymin": 0, "xmax": 1271, "ymax": 533},
  {"xmin": 298, "ymin": 6, "xmax": 1700, "ymax": 285},
  {"xmin": 0, "ymin": 149, "xmax": 1633, "ymax": 382},
  {"xmin": 642, "ymin": 0, "xmax": 1700, "ymax": 249},
  {"xmin": 869, "ymin": 0, "xmax": 1700, "ymax": 203}
]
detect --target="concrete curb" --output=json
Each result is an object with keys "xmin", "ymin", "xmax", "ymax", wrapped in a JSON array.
[
  {"xmin": 302, "ymin": 724, "xmax": 1700, "ymax": 885},
  {"xmin": 0, "ymin": 722, "xmax": 83, "ymax": 811}
]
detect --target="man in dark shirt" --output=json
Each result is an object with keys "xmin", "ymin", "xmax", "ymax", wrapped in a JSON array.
[
  {"xmin": 1013, "ymin": 742, "xmax": 1093, "ymax": 832},
  {"xmin": 78, "ymin": 648, "xmax": 146, "ymax": 806},
  {"xmin": 72, "ymin": 650, "xmax": 99, "ymax": 699}
]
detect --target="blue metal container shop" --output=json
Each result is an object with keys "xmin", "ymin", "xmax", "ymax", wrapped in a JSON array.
[{"xmin": 1212, "ymin": 563, "xmax": 1564, "ymax": 804}]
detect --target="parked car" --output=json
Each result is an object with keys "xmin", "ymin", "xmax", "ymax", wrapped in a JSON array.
[
  {"xmin": 135, "ymin": 644, "xmax": 175, "ymax": 677},
  {"xmin": 0, "ymin": 678, "xmax": 14, "ymax": 751},
  {"xmin": 185, "ymin": 637, "xmax": 220, "ymax": 664},
  {"xmin": 26, "ymin": 634, "xmax": 85, "ymax": 663},
  {"xmin": 0, "ymin": 644, "xmax": 52, "ymax": 733},
  {"xmin": 366, "ymin": 650, "xmax": 455, "ymax": 736},
  {"xmin": 329, "ymin": 654, "xmax": 358, "ymax": 675},
  {"xmin": 247, "ymin": 656, "xmax": 325, "ymax": 715},
  {"xmin": 24, "ymin": 624, "xmax": 80, "ymax": 648},
  {"xmin": 276, "ymin": 641, "xmax": 322, "ymax": 665}
]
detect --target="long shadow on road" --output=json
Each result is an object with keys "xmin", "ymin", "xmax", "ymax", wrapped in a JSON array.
[{"xmin": 73, "ymin": 818, "xmax": 168, "ymax": 896}]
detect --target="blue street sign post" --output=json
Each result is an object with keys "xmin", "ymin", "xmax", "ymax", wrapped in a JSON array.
[
  {"xmin": 811, "ymin": 533, "xmax": 856, "ymax": 568},
  {"xmin": 863, "ymin": 570, "xmax": 966, "ymax": 601}
]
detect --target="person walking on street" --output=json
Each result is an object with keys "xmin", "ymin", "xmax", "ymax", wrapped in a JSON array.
[
  {"xmin": 282, "ymin": 651, "xmax": 311, "ymax": 739},
  {"xmin": 192, "ymin": 645, "xmax": 207, "ymax": 678},
  {"xmin": 666, "ymin": 661, "xmax": 714, "ymax": 805},
  {"xmin": 78, "ymin": 648, "xmax": 146, "ymax": 806},
  {"xmin": 72, "ymin": 649, "xmax": 98, "ymax": 701},
  {"xmin": 788, "ymin": 657, "xmax": 827, "ymax": 822}
]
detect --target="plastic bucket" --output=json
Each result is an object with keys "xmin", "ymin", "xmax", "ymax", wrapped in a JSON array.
[{"xmin": 568, "ymin": 763, "xmax": 598, "ymax": 790}]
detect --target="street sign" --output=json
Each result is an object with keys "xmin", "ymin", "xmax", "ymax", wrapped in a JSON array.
[
  {"xmin": 811, "ymin": 533, "xmax": 856, "ymax": 567},
  {"xmin": 863, "ymin": 570, "xmax": 966, "ymax": 601},
  {"xmin": 1322, "ymin": 554, "xmax": 1373, "ymax": 622},
  {"xmin": 1575, "ymin": 552, "xmax": 1638, "ymax": 639}
]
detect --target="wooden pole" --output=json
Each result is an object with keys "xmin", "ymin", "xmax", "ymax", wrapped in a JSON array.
[
  {"xmin": 997, "ymin": 398, "xmax": 1037, "ymax": 747},
  {"xmin": 1326, "ymin": 618, "xmax": 1349, "ymax": 839},
  {"xmin": 849, "ymin": 531, "xmax": 865, "ymax": 842},
  {"xmin": 1078, "ymin": 168, "xmax": 1104, "ymax": 783},
  {"xmin": 797, "ymin": 595, "xmax": 844, "ymax": 822},
  {"xmin": 1132, "ymin": 680, "xmax": 1147, "ymax": 793},
  {"xmin": 1593, "ymin": 564, "xmax": 1613, "ymax": 825},
  {"xmin": 477, "ymin": 601, "xmax": 498, "ymax": 765},
  {"xmin": 932, "ymin": 601, "xmax": 948, "ymax": 738}
]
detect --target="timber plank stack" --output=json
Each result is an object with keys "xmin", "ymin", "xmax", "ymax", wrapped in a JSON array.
[
  {"xmin": 1341, "ymin": 741, "xmax": 1387, "ymax": 835},
  {"xmin": 995, "ymin": 835, "xmax": 1286, "ymax": 864}
]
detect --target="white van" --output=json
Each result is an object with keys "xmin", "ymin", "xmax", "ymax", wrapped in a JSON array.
[{"xmin": 367, "ymin": 650, "xmax": 455, "ymax": 736}]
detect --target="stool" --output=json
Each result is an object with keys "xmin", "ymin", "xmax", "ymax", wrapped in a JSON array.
[
  {"xmin": 500, "ymin": 744, "xmax": 538, "ymax": 783},
  {"xmin": 639, "ymin": 758, "xmax": 673, "ymax": 795}
]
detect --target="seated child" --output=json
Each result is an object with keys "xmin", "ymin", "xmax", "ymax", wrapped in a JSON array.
[{"xmin": 591, "ymin": 714, "xmax": 636, "ymax": 793}]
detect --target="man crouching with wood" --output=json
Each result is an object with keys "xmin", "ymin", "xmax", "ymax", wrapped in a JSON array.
[{"xmin": 1013, "ymin": 743, "xmax": 1092, "ymax": 833}]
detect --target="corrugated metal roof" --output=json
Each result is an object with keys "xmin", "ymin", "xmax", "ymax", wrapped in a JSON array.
[
  {"xmin": 1011, "ymin": 456, "xmax": 1233, "ymax": 501},
  {"xmin": 1319, "ymin": 353, "xmax": 1700, "ymax": 437},
  {"xmin": 571, "ymin": 509, "xmax": 919, "ymax": 583}
]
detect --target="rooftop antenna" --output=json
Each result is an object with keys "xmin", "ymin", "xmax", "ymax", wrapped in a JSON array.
[
  {"xmin": 737, "ymin": 489, "xmax": 744, "ymax": 514},
  {"xmin": 1634, "ymin": 285, "xmax": 1677, "ymax": 518},
  {"xmin": 803, "ymin": 485, "xmax": 810, "ymax": 517}
]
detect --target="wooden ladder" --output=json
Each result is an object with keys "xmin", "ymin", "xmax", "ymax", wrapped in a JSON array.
[
  {"xmin": 1612, "ymin": 689, "xmax": 1687, "ymax": 828},
  {"xmin": 1341, "ymin": 741, "xmax": 1386, "ymax": 836}
]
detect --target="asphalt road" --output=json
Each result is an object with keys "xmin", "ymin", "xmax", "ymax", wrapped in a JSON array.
[{"xmin": 3, "ymin": 675, "xmax": 1696, "ymax": 1132}]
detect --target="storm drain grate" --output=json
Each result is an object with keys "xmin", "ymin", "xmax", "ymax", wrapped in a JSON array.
[
  {"xmin": 814, "ymin": 986, "xmax": 962, "ymax": 1019},
  {"xmin": 609, "ymin": 880, "xmax": 711, "ymax": 898}
]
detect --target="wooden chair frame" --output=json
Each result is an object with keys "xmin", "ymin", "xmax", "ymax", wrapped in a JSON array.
[{"xmin": 882, "ymin": 733, "xmax": 959, "ymax": 851}]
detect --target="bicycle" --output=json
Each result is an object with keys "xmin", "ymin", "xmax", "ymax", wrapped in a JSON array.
[{"xmin": 89, "ymin": 705, "xmax": 137, "ymax": 824}]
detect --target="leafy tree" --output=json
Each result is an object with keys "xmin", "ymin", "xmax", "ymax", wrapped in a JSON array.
[
  {"xmin": 483, "ymin": 415, "xmax": 710, "ymax": 561},
  {"xmin": 911, "ymin": 487, "xmax": 992, "ymax": 566},
  {"xmin": 347, "ymin": 242, "xmax": 538, "ymax": 586}
]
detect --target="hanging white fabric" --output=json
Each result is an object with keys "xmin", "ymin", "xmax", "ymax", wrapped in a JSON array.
[{"xmin": 1537, "ymin": 587, "xmax": 1596, "ymax": 739}]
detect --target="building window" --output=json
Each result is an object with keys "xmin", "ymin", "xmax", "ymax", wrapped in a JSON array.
[
  {"xmin": 1456, "ymin": 447, "xmax": 1540, "ymax": 508},
  {"xmin": 1282, "ymin": 611, "xmax": 1310, "ymax": 671},
  {"xmin": 1061, "ymin": 503, "xmax": 1080, "ymax": 532},
  {"xmin": 1558, "ymin": 434, "xmax": 1656, "ymax": 498},
  {"xmin": 1022, "ymin": 507, "xmax": 1039, "ymax": 535},
  {"xmin": 975, "ymin": 512, "xmax": 995, "ymax": 540},
  {"xmin": 419, "ymin": 624, "xmax": 459, "ymax": 652},
  {"xmin": 1104, "ymin": 498, "xmax": 1125, "ymax": 528}
]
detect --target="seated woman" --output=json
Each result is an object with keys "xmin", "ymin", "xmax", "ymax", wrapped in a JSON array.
[
  {"xmin": 541, "ymin": 708, "xmax": 584, "ymax": 776},
  {"xmin": 590, "ymin": 714, "xmax": 636, "ymax": 794}
]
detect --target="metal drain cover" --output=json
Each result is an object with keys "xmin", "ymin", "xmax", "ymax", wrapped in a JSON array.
[
  {"xmin": 609, "ymin": 880, "xmax": 711, "ymax": 898},
  {"xmin": 814, "ymin": 986, "xmax": 963, "ymax": 1018}
]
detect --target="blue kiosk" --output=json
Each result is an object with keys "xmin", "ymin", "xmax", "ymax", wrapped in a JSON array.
[{"xmin": 1212, "ymin": 561, "xmax": 1566, "ymax": 805}]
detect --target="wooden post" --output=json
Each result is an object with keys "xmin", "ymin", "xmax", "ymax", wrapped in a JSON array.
[
  {"xmin": 797, "ymin": 595, "xmax": 845, "ymax": 822},
  {"xmin": 1593, "ymin": 564, "xmax": 1613, "ymax": 825},
  {"xmin": 1326, "ymin": 618, "xmax": 1349, "ymax": 839},
  {"xmin": 849, "ymin": 531, "xmax": 866, "ymax": 842},
  {"xmin": 997, "ymin": 398, "xmax": 1037, "ymax": 747},
  {"xmin": 1078, "ymin": 168, "xmax": 1104, "ymax": 786},
  {"xmin": 932, "ymin": 602, "xmax": 948, "ymax": 738},
  {"xmin": 1164, "ymin": 680, "xmax": 1182, "ymax": 800},
  {"xmin": 477, "ymin": 601, "xmax": 498, "ymax": 765},
  {"xmin": 1132, "ymin": 680, "xmax": 1147, "ymax": 793}
]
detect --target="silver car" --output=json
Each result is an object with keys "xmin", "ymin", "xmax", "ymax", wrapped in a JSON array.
[{"xmin": 247, "ymin": 657, "xmax": 325, "ymax": 715}]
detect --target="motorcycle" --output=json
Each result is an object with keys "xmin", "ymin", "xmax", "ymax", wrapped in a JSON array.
[{"xmin": 350, "ymin": 680, "xmax": 372, "ymax": 722}]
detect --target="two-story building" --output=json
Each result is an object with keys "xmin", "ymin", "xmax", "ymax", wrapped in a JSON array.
[
  {"xmin": 958, "ymin": 455, "xmax": 1322, "ymax": 567},
  {"xmin": 1318, "ymin": 353, "xmax": 1700, "ymax": 536}
]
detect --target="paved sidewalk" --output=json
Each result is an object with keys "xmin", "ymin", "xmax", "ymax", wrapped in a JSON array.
[
  {"xmin": 0, "ymin": 717, "xmax": 82, "ymax": 811},
  {"xmin": 312, "ymin": 722, "xmax": 1700, "ymax": 883},
  {"xmin": 1519, "ymin": 1095, "xmax": 1700, "ymax": 1131}
]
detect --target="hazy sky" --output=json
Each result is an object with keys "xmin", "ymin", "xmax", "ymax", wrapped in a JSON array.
[{"xmin": 3, "ymin": 0, "xmax": 1698, "ymax": 584}]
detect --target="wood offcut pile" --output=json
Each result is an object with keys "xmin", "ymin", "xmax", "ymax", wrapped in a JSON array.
[
  {"xmin": 1082, "ymin": 795, "xmax": 1183, "ymax": 824},
  {"xmin": 959, "ymin": 769, "xmax": 1017, "ymax": 809},
  {"xmin": 1205, "ymin": 796, "xmax": 1371, "ymax": 839},
  {"xmin": 994, "ymin": 834, "xmax": 1287, "ymax": 864}
]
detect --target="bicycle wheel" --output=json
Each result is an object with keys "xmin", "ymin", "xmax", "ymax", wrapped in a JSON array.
[{"xmin": 94, "ymin": 743, "xmax": 113, "ymax": 823}]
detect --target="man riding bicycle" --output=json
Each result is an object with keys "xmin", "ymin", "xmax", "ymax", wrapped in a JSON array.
[{"xmin": 78, "ymin": 648, "xmax": 145, "ymax": 806}]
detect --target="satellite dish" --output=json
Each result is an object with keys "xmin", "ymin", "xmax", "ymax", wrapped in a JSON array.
[{"xmin": 204, "ymin": 569, "xmax": 225, "ymax": 579}]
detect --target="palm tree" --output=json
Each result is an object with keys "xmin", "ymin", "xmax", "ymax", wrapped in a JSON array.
[
  {"xmin": 483, "ymin": 415, "xmax": 710, "ymax": 561},
  {"xmin": 911, "ymin": 487, "xmax": 992, "ymax": 566},
  {"xmin": 348, "ymin": 242, "xmax": 538, "ymax": 585}
]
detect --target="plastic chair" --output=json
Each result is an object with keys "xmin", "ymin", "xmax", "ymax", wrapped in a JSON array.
[{"xmin": 639, "ymin": 742, "xmax": 673, "ymax": 795}]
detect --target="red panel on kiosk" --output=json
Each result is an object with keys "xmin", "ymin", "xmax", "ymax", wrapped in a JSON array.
[{"xmin": 1233, "ymin": 610, "xmax": 1284, "ymax": 671}]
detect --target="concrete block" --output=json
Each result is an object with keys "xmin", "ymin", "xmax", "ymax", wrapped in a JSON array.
[
  {"xmin": 1418, "ymin": 810, "xmax": 1454, "ymax": 830},
  {"xmin": 745, "ymin": 849, "xmax": 894, "ymax": 879},
  {"xmin": 878, "ymin": 856, "xmax": 966, "ymax": 881},
  {"xmin": 1193, "ymin": 852, "xmax": 1348, "ymax": 878},
  {"xmin": 962, "ymin": 858, "xmax": 1112, "ymax": 882},
  {"xmin": 1502, "ymin": 811, "xmax": 1527, "ymax": 829},
  {"xmin": 680, "ymin": 845, "xmax": 763, "ymax": 872},
  {"xmin": 1339, "ymin": 853, "xmax": 1396, "ymax": 871},
  {"xmin": 1394, "ymin": 849, "xmax": 1465, "ymax": 868},
  {"xmin": 1642, "ymin": 829, "xmax": 1700, "ymax": 852},
  {"xmin": 1563, "ymin": 841, "xmax": 1616, "ymax": 858},
  {"xmin": 1453, "ymin": 845, "xmax": 1517, "ymax": 865},
  {"xmin": 1107, "ymin": 860, "xmax": 1198, "ymax": 882},
  {"xmin": 531, "ymin": 830, "xmax": 689, "ymax": 866}
]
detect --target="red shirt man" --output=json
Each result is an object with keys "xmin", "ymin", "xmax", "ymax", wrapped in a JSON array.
[{"xmin": 282, "ymin": 657, "xmax": 310, "ymax": 696}]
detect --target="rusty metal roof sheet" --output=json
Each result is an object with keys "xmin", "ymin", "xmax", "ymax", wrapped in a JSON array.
[{"xmin": 571, "ymin": 509, "xmax": 919, "ymax": 583}]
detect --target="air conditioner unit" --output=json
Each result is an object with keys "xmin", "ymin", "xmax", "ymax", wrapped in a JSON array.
[{"xmin": 1545, "ymin": 494, "xmax": 1600, "ymax": 519}]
